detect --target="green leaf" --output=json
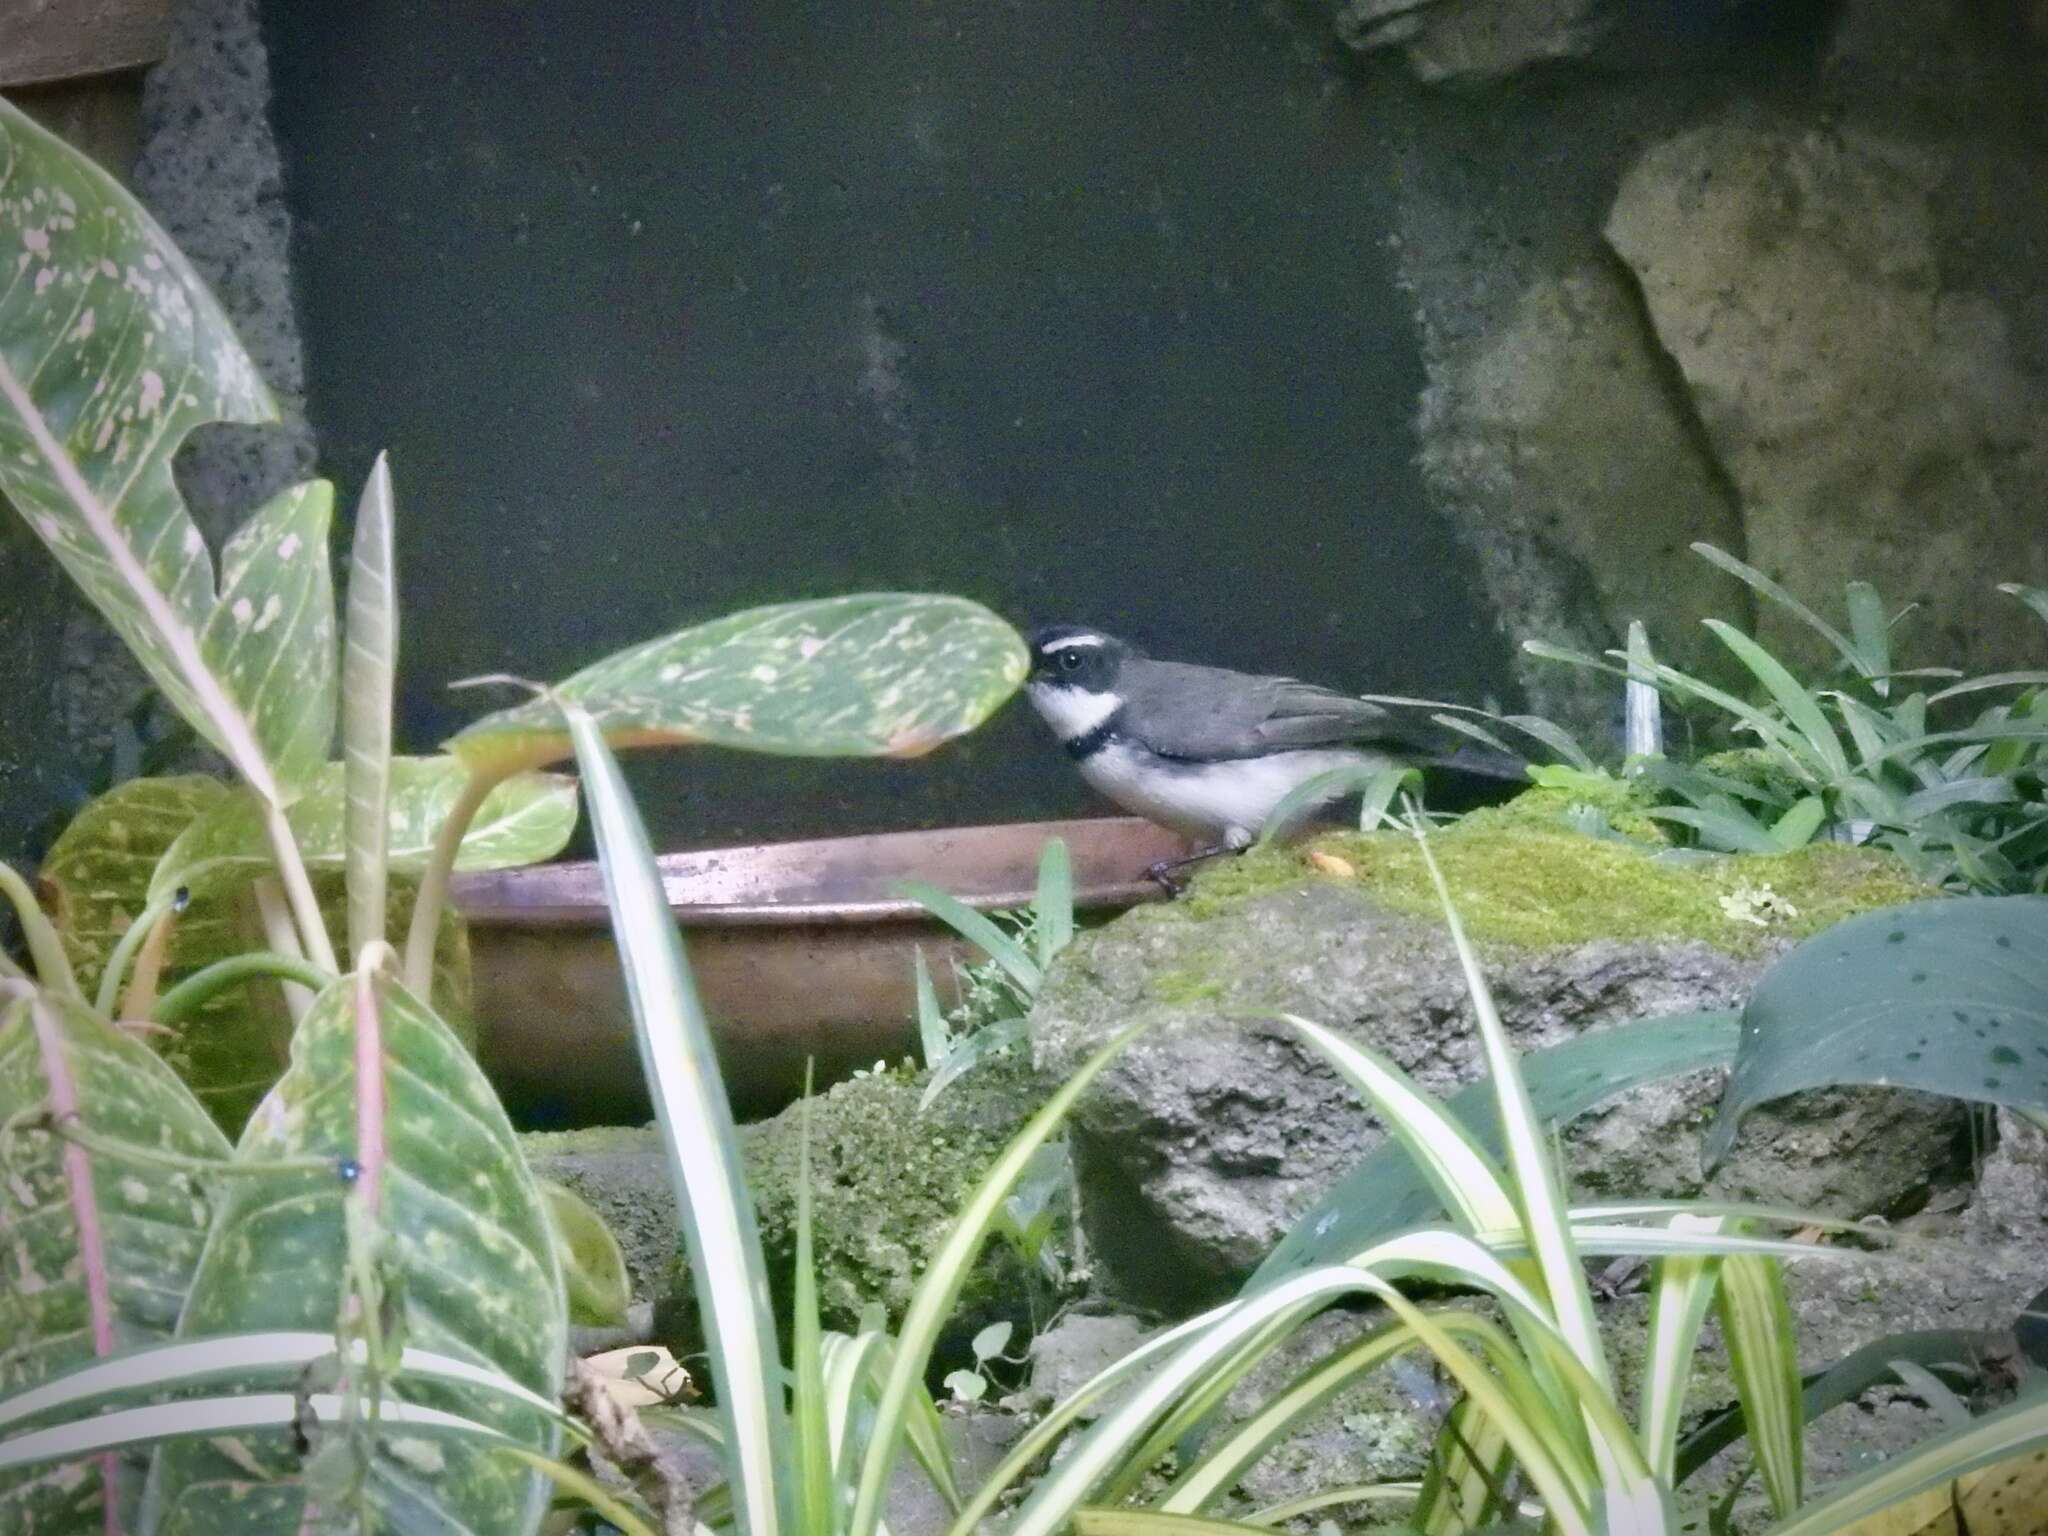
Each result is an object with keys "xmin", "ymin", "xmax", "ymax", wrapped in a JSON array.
[
  {"xmin": 1718, "ymin": 1250, "xmax": 1803, "ymax": 1517},
  {"xmin": 564, "ymin": 701, "xmax": 793, "ymax": 1536},
  {"xmin": 0, "ymin": 984, "xmax": 230, "ymax": 1535},
  {"xmin": 0, "ymin": 100, "xmax": 336, "ymax": 802},
  {"xmin": 1034, "ymin": 838, "xmax": 1074, "ymax": 970},
  {"xmin": 451, "ymin": 593, "xmax": 1027, "ymax": 773},
  {"xmin": 538, "ymin": 1179, "xmax": 630, "ymax": 1329},
  {"xmin": 1252, "ymin": 1011, "xmax": 1741, "ymax": 1287},
  {"xmin": 1703, "ymin": 621, "xmax": 1849, "ymax": 779},
  {"xmin": 1638, "ymin": 1216, "xmax": 1727, "ymax": 1482},
  {"xmin": 2000, "ymin": 583, "xmax": 2048, "ymax": 633},
  {"xmin": 1689, "ymin": 544, "xmax": 1864, "ymax": 681},
  {"xmin": 146, "ymin": 755, "xmax": 579, "ymax": 905},
  {"xmin": 145, "ymin": 974, "xmax": 566, "ymax": 1532},
  {"xmin": 39, "ymin": 777, "xmax": 474, "ymax": 1134},
  {"xmin": 1768, "ymin": 796, "xmax": 1827, "ymax": 851},
  {"xmin": 1259, "ymin": 762, "xmax": 1419, "ymax": 845},
  {"xmin": 342, "ymin": 454, "xmax": 397, "ymax": 960},
  {"xmin": 1705, "ymin": 897, "xmax": 2048, "ymax": 1169},
  {"xmin": 897, "ymin": 880, "xmax": 1041, "ymax": 998}
]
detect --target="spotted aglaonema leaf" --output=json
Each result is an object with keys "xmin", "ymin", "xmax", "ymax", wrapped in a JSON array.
[
  {"xmin": 1705, "ymin": 895, "xmax": 2048, "ymax": 1169},
  {"xmin": 143, "ymin": 974, "xmax": 565, "ymax": 1534},
  {"xmin": 0, "ymin": 984, "xmax": 232, "ymax": 1535},
  {"xmin": 38, "ymin": 777, "xmax": 474, "ymax": 1136},
  {"xmin": 0, "ymin": 97, "xmax": 335, "ymax": 803},
  {"xmin": 448, "ymin": 593, "xmax": 1028, "ymax": 774},
  {"xmin": 145, "ymin": 756, "xmax": 580, "ymax": 907}
]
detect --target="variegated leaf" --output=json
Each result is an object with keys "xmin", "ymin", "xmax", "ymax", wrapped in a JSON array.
[
  {"xmin": 0, "ymin": 100, "xmax": 336, "ymax": 801},
  {"xmin": 0, "ymin": 985, "xmax": 231, "ymax": 1536},
  {"xmin": 146, "ymin": 757, "xmax": 579, "ymax": 905},
  {"xmin": 145, "ymin": 976, "xmax": 565, "ymax": 1534},
  {"xmin": 451, "ymin": 593, "xmax": 1027, "ymax": 773},
  {"xmin": 40, "ymin": 778, "xmax": 473, "ymax": 1135}
]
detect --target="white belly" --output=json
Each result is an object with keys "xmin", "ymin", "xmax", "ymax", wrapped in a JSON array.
[{"xmin": 1079, "ymin": 743, "xmax": 1383, "ymax": 846}]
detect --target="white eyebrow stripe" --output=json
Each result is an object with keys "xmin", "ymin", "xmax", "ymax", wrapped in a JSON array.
[{"xmin": 1041, "ymin": 635, "xmax": 1107, "ymax": 653}]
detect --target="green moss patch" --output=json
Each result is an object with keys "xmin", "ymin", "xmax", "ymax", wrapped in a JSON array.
[{"xmin": 1173, "ymin": 789, "xmax": 1931, "ymax": 952}]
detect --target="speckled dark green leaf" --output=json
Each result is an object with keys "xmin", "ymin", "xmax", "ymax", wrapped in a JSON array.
[
  {"xmin": 146, "ymin": 758, "xmax": 579, "ymax": 906},
  {"xmin": 40, "ymin": 778, "xmax": 473, "ymax": 1136},
  {"xmin": 0, "ymin": 987, "xmax": 231, "ymax": 1535},
  {"xmin": 449, "ymin": 593, "xmax": 1027, "ymax": 772},
  {"xmin": 145, "ymin": 976, "xmax": 565, "ymax": 1535},
  {"xmin": 1706, "ymin": 896, "xmax": 2048, "ymax": 1168},
  {"xmin": 0, "ymin": 100, "xmax": 335, "ymax": 801}
]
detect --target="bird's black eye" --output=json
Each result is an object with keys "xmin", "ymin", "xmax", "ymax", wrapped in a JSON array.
[{"xmin": 1059, "ymin": 651, "xmax": 1082, "ymax": 672}]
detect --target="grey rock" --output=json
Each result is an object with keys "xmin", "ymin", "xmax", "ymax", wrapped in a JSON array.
[
  {"xmin": 1026, "ymin": 1310, "xmax": 1158, "ymax": 1412},
  {"xmin": 1606, "ymin": 107, "xmax": 2048, "ymax": 682},
  {"xmin": 1032, "ymin": 881, "xmax": 1967, "ymax": 1310}
]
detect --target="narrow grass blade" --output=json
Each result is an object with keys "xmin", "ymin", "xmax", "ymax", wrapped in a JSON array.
[
  {"xmin": 1503, "ymin": 712, "xmax": 1595, "ymax": 771},
  {"xmin": 846, "ymin": 1020, "xmax": 1151, "ymax": 1536},
  {"xmin": 1690, "ymin": 544, "xmax": 1864, "ymax": 678},
  {"xmin": 1432, "ymin": 713, "xmax": 1517, "ymax": 757},
  {"xmin": 342, "ymin": 452, "xmax": 397, "ymax": 960},
  {"xmin": 1036, "ymin": 838, "xmax": 1074, "ymax": 968},
  {"xmin": 1259, "ymin": 762, "xmax": 1417, "ymax": 846},
  {"xmin": 1828, "ymin": 693, "xmax": 1899, "ymax": 767},
  {"xmin": 896, "ymin": 880, "xmax": 1040, "ymax": 996},
  {"xmin": 913, "ymin": 947, "xmax": 950, "ymax": 1069},
  {"xmin": 566, "ymin": 703, "xmax": 791, "ymax": 1536},
  {"xmin": 919, "ymin": 1014, "xmax": 1028, "ymax": 1111},
  {"xmin": 1703, "ymin": 620, "xmax": 1848, "ymax": 777},
  {"xmin": 1075, "ymin": 1510, "xmax": 1277, "ymax": 1534},
  {"xmin": 1842, "ymin": 582, "xmax": 1892, "ymax": 688},
  {"xmin": 1924, "ymin": 670, "xmax": 2048, "ymax": 704},
  {"xmin": 1639, "ymin": 1216, "xmax": 1727, "ymax": 1480},
  {"xmin": 1718, "ymin": 1251, "xmax": 1804, "ymax": 1518},
  {"xmin": 1249, "ymin": 1483, "xmax": 1424, "ymax": 1525},
  {"xmin": 2000, "ymin": 582, "xmax": 2048, "ymax": 631}
]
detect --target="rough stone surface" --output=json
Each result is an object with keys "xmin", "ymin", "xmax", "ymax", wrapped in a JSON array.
[
  {"xmin": 1032, "ymin": 871, "xmax": 1968, "ymax": 1310},
  {"xmin": 1606, "ymin": 110, "xmax": 2048, "ymax": 680},
  {"xmin": 1336, "ymin": 0, "xmax": 1609, "ymax": 81},
  {"xmin": 525, "ymin": 1055, "xmax": 1048, "ymax": 1347}
]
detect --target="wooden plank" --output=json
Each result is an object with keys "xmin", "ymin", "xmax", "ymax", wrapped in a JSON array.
[{"xmin": 0, "ymin": 0, "xmax": 171, "ymax": 89}]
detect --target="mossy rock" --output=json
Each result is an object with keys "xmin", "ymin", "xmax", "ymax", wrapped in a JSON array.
[
  {"xmin": 1170, "ymin": 784, "xmax": 1927, "ymax": 955},
  {"xmin": 527, "ymin": 1052, "xmax": 1049, "ymax": 1349}
]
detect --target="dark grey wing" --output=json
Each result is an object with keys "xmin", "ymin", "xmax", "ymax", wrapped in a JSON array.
[{"xmin": 1120, "ymin": 662, "xmax": 1444, "ymax": 761}]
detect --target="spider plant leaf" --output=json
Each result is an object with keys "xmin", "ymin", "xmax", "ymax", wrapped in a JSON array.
[
  {"xmin": 1502, "ymin": 713, "xmax": 1594, "ymax": 772},
  {"xmin": 1073, "ymin": 1510, "xmax": 1277, "ymax": 1534},
  {"xmin": 1926, "ymin": 671, "xmax": 2048, "ymax": 705},
  {"xmin": 145, "ymin": 755, "xmax": 578, "ymax": 906},
  {"xmin": 1705, "ymin": 897, "xmax": 2048, "ymax": 1170},
  {"xmin": 896, "ymin": 880, "xmax": 1040, "ymax": 996},
  {"xmin": 1755, "ymin": 1390, "xmax": 2048, "ymax": 1536},
  {"xmin": 1828, "ymin": 693, "xmax": 1900, "ymax": 768},
  {"xmin": 1252, "ymin": 1011, "xmax": 1740, "ymax": 1287},
  {"xmin": 0, "ymin": 101, "xmax": 337, "ymax": 804},
  {"xmin": 1638, "ymin": 1216, "xmax": 1727, "ymax": 1481},
  {"xmin": 0, "ymin": 984, "xmax": 229, "ymax": 1535},
  {"xmin": 1417, "ymin": 1394, "xmax": 1515, "ymax": 1534},
  {"xmin": 565, "ymin": 701, "xmax": 791, "ymax": 1536},
  {"xmin": 1703, "ymin": 621, "xmax": 1848, "ymax": 778},
  {"xmin": 450, "ymin": 593, "xmax": 1027, "ymax": 774},
  {"xmin": 1899, "ymin": 778, "xmax": 2019, "ymax": 820},
  {"xmin": 1433, "ymin": 712, "xmax": 1518, "ymax": 757},
  {"xmin": 1690, "ymin": 544, "xmax": 1865, "ymax": 680},
  {"xmin": 1035, "ymin": 837, "xmax": 1074, "ymax": 969},
  {"xmin": 847, "ymin": 1018, "xmax": 1152, "ymax": 1536},
  {"xmin": 144, "ymin": 973, "xmax": 566, "ymax": 1532},
  {"xmin": 1675, "ymin": 1330, "xmax": 1992, "ymax": 1481},
  {"xmin": 341, "ymin": 454, "xmax": 397, "ymax": 960},
  {"xmin": 1718, "ymin": 1250, "xmax": 1804, "ymax": 1517},
  {"xmin": 791, "ymin": 1091, "xmax": 833, "ymax": 1533}
]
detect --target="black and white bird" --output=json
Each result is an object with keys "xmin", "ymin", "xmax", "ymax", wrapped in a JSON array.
[{"xmin": 1023, "ymin": 624, "xmax": 1519, "ymax": 864}]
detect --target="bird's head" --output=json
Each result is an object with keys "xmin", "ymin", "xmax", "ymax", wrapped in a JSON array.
[{"xmin": 1025, "ymin": 624, "xmax": 1136, "ymax": 743}]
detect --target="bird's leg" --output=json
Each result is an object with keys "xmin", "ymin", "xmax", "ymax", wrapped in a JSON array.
[{"xmin": 1145, "ymin": 844, "xmax": 1240, "ymax": 896}]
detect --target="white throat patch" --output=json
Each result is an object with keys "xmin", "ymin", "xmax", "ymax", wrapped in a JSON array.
[{"xmin": 1026, "ymin": 682, "xmax": 1121, "ymax": 743}]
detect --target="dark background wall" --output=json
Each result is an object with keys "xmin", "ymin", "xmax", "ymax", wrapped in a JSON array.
[{"xmin": 260, "ymin": 0, "xmax": 1512, "ymax": 849}]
